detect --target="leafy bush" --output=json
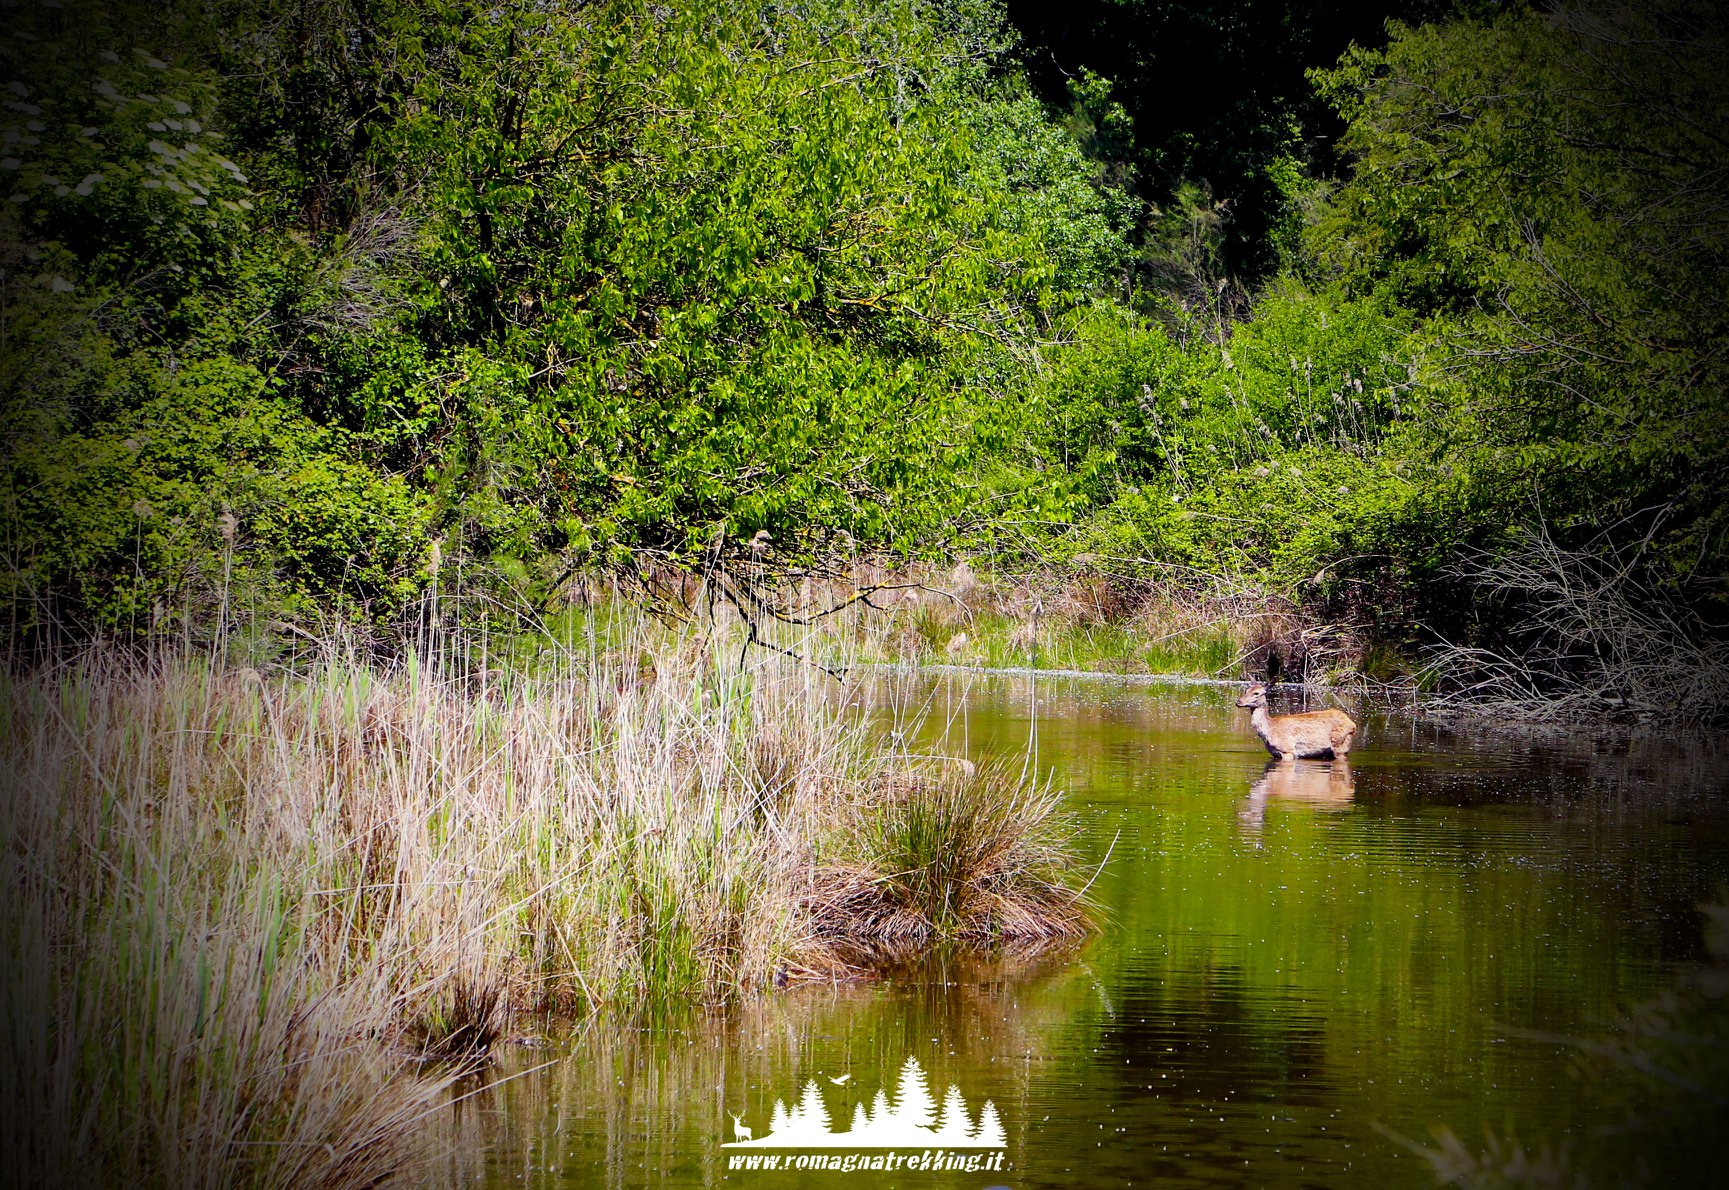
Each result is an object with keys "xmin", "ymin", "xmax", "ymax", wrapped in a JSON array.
[
  {"xmin": 2, "ymin": 0, "xmax": 1131, "ymax": 637},
  {"xmin": 1043, "ymin": 283, "xmax": 1439, "ymax": 588},
  {"xmin": 1312, "ymin": 1, "xmax": 1729, "ymax": 612}
]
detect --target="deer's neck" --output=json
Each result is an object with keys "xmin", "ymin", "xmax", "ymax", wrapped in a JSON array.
[{"xmin": 1249, "ymin": 704, "xmax": 1275, "ymax": 743}]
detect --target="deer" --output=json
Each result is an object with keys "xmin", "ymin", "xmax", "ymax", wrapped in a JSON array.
[
  {"xmin": 1234, "ymin": 682, "xmax": 1356, "ymax": 759},
  {"xmin": 730, "ymin": 1112, "xmax": 753, "ymax": 1142}
]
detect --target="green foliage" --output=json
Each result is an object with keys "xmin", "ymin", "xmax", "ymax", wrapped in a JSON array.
[
  {"xmin": 0, "ymin": 1, "xmax": 443, "ymax": 633},
  {"xmin": 10, "ymin": 0, "xmax": 1721, "ymax": 676},
  {"xmin": 390, "ymin": 0, "xmax": 1121, "ymax": 580},
  {"xmin": 1312, "ymin": 1, "xmax": 1729, "ymax": 604},
  {"xmin": 2, "ymin": 0, "xmax": 1130, "ymax": 636},
  {"xmin": 967, "ymin": 87, "xmax": 1137, "ymax": 298},
  {"xmin": 1038, "ymin": 283, "xmax": 1444, "ymax": 589},
  {"xmin": 1026, "ymin": 0, "xmax": 1726, "ymax": 654}
]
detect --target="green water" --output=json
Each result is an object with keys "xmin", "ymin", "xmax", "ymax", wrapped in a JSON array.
[{"xmin": 424, "ymin": 674, "xmax": 1729, "ymax": 1187}]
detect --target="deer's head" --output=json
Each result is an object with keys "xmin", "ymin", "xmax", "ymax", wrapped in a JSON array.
[{"xmin": 1235, "ymin": 682, "xmax": 1268, "ymax": 709}]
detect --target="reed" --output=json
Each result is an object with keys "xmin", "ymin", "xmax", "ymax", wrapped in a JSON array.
[
  {"xmin": 0, "ymin": 613, "xmax": 1087, "ymax": 1187},
  {"xmin": 817, "ymin": 757, "xmax": 1087, "ymax": 947}
]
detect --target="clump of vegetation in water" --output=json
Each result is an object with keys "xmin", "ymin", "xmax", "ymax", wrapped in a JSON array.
[
  {"xmin": 816, "ymin": 756, "xmax": 1086, "ymax": 947},
  {"xmin": 0, "ymin": 618, "xmax": 1088, "ymax": 1189}
]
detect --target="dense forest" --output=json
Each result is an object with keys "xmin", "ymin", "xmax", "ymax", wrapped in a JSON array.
[{"xmin": 3, "ymin": 0, "xmax": 1725, "ymax": 718}]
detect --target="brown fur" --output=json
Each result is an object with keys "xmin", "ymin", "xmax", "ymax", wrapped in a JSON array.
[{"xmin": 1235, "ymin": 683, "xmax": 1357, "ymax": 759}]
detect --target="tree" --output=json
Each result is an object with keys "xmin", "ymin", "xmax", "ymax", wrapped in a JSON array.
[
  {"xmin": 0, "ymin": 0, "xmax": 438, "ymax": 638},
  {"xmin": 934, "ymin": 1084, "xmax": 972, "ymax": 1141},
  {"xmin": 2, "ymin": 0, "xmax": 1133, "ymax": 638},
  {"xmin": 1313, "ymin": 0, "xmax": 1729, "ymax": 617},
  {"xmin": 892, "ymin": 1057, "xmax": 936, "ymax": 1130},
  {"xmin": 392, "ymin": 0, "xmax": 1128, "ymax": 590},
  {"xmin": 871, "ymin": 1087, "xmax": 892, "ymax": 1130},
  {"xmin": 796, "ymin": 1081, "xmax": 831, "ymax": 1137},
  {"xmin": 974, "ymin": 1099, "xmax": 1006, "ymax": 1146}
]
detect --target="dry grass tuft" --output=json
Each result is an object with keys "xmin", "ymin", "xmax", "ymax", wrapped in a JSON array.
[{"xmin": 797, "ymin": 755, "xmax": 1089, "ymax": 969}]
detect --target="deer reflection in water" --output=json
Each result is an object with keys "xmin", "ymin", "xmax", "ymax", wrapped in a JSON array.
[{"xmin": 1237, "ymin": 757, "xmax": 1356, "ymax": 843}]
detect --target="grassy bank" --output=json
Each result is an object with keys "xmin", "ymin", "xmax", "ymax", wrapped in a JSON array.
[
  {"xmin": 814, "ymin": 552, "xmax": 1724, "ymax": 727},
  {"xmin": 746, "ymin": 562, "xmax": 1414, "ymax": 687},
  {"xmin": 0, "ymin": 621, "xmax": 1086, "ymax": 1188}
]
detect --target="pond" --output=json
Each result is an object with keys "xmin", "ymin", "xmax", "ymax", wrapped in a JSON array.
[{"xmin": 422, "ymin": 673, "xmax": 1729, "ymax": 1187}]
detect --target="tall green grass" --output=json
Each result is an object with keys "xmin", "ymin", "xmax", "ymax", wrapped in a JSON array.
[{"xmin": 0, "ymin": 615, "xmax": 1086, "ymax": 1187}]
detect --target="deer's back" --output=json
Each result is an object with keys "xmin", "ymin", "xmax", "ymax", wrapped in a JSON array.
[{"xmin": 1261, "ymin": 708, "xmax": 1357, "ymax": 758}]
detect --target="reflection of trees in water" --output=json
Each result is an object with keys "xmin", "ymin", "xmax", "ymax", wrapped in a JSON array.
[
  {"xmin": 419, "ymin": 948, "xmax": 1076, "ymax": 1186},
  {"xmin": 1071, "ymin": 966, "xmax": 1365, "ymax": 1186},
  {"xmin": 1350, "ymin": 733, "xmax": 1729, "ymax": 810},
  {"xmin": 1414, "ymin": 902, "xmax": 1729, "ymax": 1187},
  {"xmin": 1095, "ymin": 968, "xmax": 1331, "ymax": 1106}
]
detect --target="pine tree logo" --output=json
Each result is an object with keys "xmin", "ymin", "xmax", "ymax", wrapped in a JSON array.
[{"xmin": 723, "ymin": 1056, "xmax": 1007, "ymax": 1149}]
